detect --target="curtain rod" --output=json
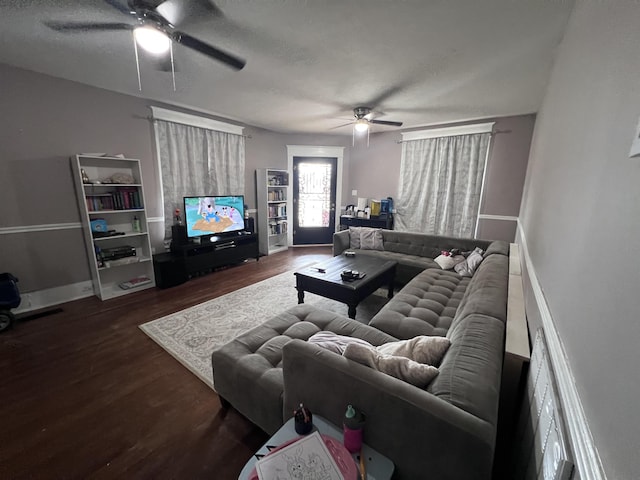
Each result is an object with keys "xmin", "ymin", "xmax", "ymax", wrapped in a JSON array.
[
  {"xmin": 395, "ymin": 128, "xmax": 511, "ymax": 143},
  {"xmin": 144, "ymin": 115, "xmax": 252, "ymax": 138}
]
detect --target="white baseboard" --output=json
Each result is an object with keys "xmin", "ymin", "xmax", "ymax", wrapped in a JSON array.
[
  {"xmin": 517, "ymin": 221, "xmax": 607, "ymax": 480},
  {"xmin": 15, "ymin": 281, "xmax": 94, "ymax": 314}
]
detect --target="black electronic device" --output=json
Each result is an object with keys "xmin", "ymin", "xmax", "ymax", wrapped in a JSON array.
[
  {"xmin": 244, "ymin": 216, "xmax": 255, "ymax": 234},
  {"xmin": 153, "ymin": 253, "xmax": 188, "ymax": 289},
  {"xmin": 93, "ymin": 230, "xmax": 125, "ymax": 238},
  {"xmin": 101, "ymin": 245, "xmax": 136, "ymax": 261},
  {"xmin": 171, "ymin": 224, "xmax": 188, "ymax": 247},
  {"xmin": 341, "ymin": 270, "xmax": 366, "ymax": 281},
  {"xmin": 183, "ymin": 195, "xmax": 246, "ymax": 241}
]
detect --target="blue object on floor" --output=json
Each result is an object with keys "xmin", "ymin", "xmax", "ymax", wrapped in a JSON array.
[{"xmin": 0, "ymin": 272, "xmax": 20, "ymax": 332}]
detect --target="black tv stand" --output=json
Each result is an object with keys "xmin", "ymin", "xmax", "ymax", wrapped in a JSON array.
[{"xmin": 163, "ymin": 232, "xmax": 259, "ymax": 279}]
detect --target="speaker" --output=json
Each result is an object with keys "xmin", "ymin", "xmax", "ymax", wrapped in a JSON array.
[
  {"xmin": 153, "ymin": 253, "xmax": 188, "ymax": 289},
  {"xmin": 171, "ymin": 224, "xmax": 188, "ymax": 246},
  {"xmin": 244, "ymin": 216, "xmax": 255, "ymax": 233}
]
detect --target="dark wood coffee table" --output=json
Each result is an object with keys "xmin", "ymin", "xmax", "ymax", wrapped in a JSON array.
[{"xmin": 294, "ymin": 255, "xmax": 397, "ymax": 319}]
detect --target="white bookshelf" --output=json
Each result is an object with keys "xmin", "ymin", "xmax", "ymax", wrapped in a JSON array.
[
  {"xmin": 256, "ymin": 168, "xmax": 289, "ymax": 255},
  {"xmin": 71, "ymin": 154, "xmax": 155, "ymax": 300}
]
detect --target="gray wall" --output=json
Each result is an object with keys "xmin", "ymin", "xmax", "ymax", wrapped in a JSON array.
[
  {"xmin": 0, "ymin": 63, "xmax": 349, "ymax": 293},
  {"xmin": 0, "ymin": 64, "xmax": 159, "ymax": 292},
  {"xmin": 349, "ymin": 115, "xmax": 534, "ymax": 240},
  {"xmin": 518, "ymin": 2, "xmax": 640, "ymax": 478}
]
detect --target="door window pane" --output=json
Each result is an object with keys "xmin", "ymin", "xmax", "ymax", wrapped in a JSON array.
[{"xmin": 297, "ymin": 162, "xmax": 332, "ymax": 227}]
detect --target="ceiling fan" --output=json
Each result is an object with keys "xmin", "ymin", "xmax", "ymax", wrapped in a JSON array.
[
  {"xmin": 44, "ymin": 0, "xmax": 246, "ymax": 71},
  {"xmin": 331, "ymin": 106, "xmax": 403, "ymax": 146},
  {"xmin": 337, "ymin": 106, "xmax": 403, "ymax": 132}
]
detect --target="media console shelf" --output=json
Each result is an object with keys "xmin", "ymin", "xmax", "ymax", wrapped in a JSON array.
[
  {"xmin": 168, "ymin": 233, "xmax": 259, "ymax": 278},
  {"xmin": 339, "ymin": 213, "xmax": 394, "ymax": 230}
]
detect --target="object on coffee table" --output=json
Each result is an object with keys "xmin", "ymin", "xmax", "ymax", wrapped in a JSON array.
[{"xmin": 294, "ymin": 403, "xmax": 313, "ymax": 435}]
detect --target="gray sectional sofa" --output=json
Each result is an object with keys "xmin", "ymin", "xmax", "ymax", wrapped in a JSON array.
[
  {"xmin": 211, "ymin": 229, "xmax": 510, "ymax": 480},
  {"xmin": 333, "ymin": 227, "xmax": 494, "ymax": 285}
]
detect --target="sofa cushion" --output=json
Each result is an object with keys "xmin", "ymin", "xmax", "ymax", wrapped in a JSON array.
[
  {"xmin": 343, "ymin": 343, "xmax": 439, "ymax": 388},
  {"xmin": 427, "ymin": 313, "xmax": 505, "ymax": 425},
  {"xmin": 380, "ymin": 231, "xmax": 491, "ymax": 259},
  {"xmin": 211, "ymin": 304, "xmax": 396, "ymax": 434},
  {"xmin": 369, "ymin": 268, "xmax": 471, "ymax": 339},
  {"xmin": 452, "ymin": 253, "xmax": 509, "ymax": 326},
  {"xmin": 483, "ymin": 240, "xmax": 510, "ymax": 258}
]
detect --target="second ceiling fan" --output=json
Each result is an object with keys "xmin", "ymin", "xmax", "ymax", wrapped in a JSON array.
[
  {"xmin": 336, "ymin": 106, "xmax": 403, "ymax": 132},
  {"xmin": 336, "ymin": 107, "xmax": 403, "ymax": 145}
]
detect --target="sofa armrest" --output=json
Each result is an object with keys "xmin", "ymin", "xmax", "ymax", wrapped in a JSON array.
[
  {"xmin": 332, "ymin": 230, "xmax": 350, "ymax": 256},
  {"xmin": 282, "ymin": 340, "xmax": 496, "ymax": 480}
]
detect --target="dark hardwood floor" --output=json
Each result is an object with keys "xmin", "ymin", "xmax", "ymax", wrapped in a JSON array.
[{"xmin": 0, "ymin": 247, "xmax": 332, "ymax": 480}]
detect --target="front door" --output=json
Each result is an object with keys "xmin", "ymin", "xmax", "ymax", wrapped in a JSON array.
[{"xmin": 292, "ymin": 156, "xmax": 337, "ymax": 245}]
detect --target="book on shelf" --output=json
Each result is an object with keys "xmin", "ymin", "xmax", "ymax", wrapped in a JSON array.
[
  {"xmin": 118, "ymin": 275, "xmax": 151, "ymax": 290},
  {"xmin": 268, "ymin": 204, "xmax": 287, "ymax": 217},
  {"xmin": 268, "ymin": 189, "xmax": 286, "ymax": 201},
  {"xmin": 85, "ymin": 188, "xmax": 143, "ymax": 211}
]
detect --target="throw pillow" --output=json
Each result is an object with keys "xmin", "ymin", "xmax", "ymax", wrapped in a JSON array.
[
  {"xmin": 359, "ymin": 228, "xmax": 384, "ymax": 250},
  {"xmin": 308, "ymin": 331, "xmax": 373, "ymax": 355},
  {"xmin": 376, "ymin": 335, "xmax": 451, "ymax": 366},
  {"xmin": 454, "ymin": 247, "xmax": 484, "ymax": 277},
  {"xmin": 349, "ymin": 227, "xmax": 362, "ymax": 249},
  {"xmin": 434, "ymin": 254, "xmax": 465, "ymax": 270},
  {"xmin": 343, "ymin": 343, "xmax": 439, "ymax": 388}
]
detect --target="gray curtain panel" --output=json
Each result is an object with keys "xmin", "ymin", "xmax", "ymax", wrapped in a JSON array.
[
  {"xmin": 395, "ymin": 133, "xmax": 490, "ymax": 237},
  {"xmin": 154, "ymin": 120, "xmax": 245, "ymax": 238}
]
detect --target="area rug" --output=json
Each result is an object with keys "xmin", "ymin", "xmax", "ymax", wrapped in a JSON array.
[{"xmin": 139, "ymin": 269, "xmax": 390, "ymax": 389}]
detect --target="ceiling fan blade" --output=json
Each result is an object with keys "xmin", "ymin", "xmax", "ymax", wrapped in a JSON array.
[
  {"xmin": 370, "ymin": 119, "xmax": 403, "ymax": 127},
  {"xmin": 156, "ymin": 0, "xmax": 224, "ymax": 27},
  {"xmin": 44, "ymin": 21, "xmax": 133, "ymax": 32},
  {"xmin": 329, "ymin": 122, "xmax": 354, "ymax": 130},
  {"xmin": 103, "ymin": 0, "xmax": 132, "ymax": 15},
  {"xmin": 172, "ymin": 31, "xmax": 245, "ymax": 70}
]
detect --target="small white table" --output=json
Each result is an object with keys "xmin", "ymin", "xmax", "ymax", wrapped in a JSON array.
[{"xmin": 239, "ymin": 415, "xmax": 394, "ymax": 480}]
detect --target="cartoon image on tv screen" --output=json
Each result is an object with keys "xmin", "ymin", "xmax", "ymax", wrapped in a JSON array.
[{"xmin": 185, "ymin": 196, "xmax": 244, "ymax": 237}]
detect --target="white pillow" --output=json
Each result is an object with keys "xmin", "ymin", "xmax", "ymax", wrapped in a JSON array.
[
  {"xmin": 359, "ymin": 228, "xmax": 384, "ymax": 250},
  {"xmin": 349, "ymin": 227, "xmax": 362, "ymax": 249},
  {"xmin": 434, "ymin": 254, "xmax": 465, "ymax": 270},
  {"xmin": 307, "ymin": 331, "xmax": 373, "ymax": 355},
  {"xmin": 344, "ymin": 343, "xmax": 439, "ymax": 388},
  {"xmin": 376, "ymin": 335, "xmax": 451, "ymax": 366}
]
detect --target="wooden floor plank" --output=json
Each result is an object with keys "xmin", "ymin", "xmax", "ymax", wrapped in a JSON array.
[{"xmin": 0, "ymin": 247, "xmax": 332, "ymax": 479}]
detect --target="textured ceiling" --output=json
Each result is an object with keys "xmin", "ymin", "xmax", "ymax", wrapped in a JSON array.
[{"xmin": 0, "ymin": 0, "xmax": 575, "ymax": 134}]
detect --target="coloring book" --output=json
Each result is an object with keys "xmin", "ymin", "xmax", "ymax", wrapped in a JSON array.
[{"xmin": 255, "ymin": 431, "xmax": 346, "ymax": 480}]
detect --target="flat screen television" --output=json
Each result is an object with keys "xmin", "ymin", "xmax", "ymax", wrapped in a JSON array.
[{"xmin": 183, "ymin": 195, "xmax": 245, "ymax": 239}]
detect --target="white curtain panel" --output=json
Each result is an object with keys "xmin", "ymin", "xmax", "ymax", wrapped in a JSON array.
[
  {"xmin": 154, "ymin": 120, "xmax": 245, "ymax": 237},
  {"xmin": 395, "ymin": 133, "xmax": 490, "ymax": 237}
]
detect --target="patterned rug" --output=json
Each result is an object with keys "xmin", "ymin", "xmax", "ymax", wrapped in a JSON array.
[{"xmin": 139, "ymin": 269, "xmax": 390, "ymax": 390}]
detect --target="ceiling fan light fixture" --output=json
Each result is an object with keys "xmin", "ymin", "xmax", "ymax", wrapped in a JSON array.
[
  {"xmin": 354, "ymin": 118, "xmax": 369, "ymax": 132},
  {"xmin": 134, "ymin": 25, "xmax": 171, "ymax": 55}
]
